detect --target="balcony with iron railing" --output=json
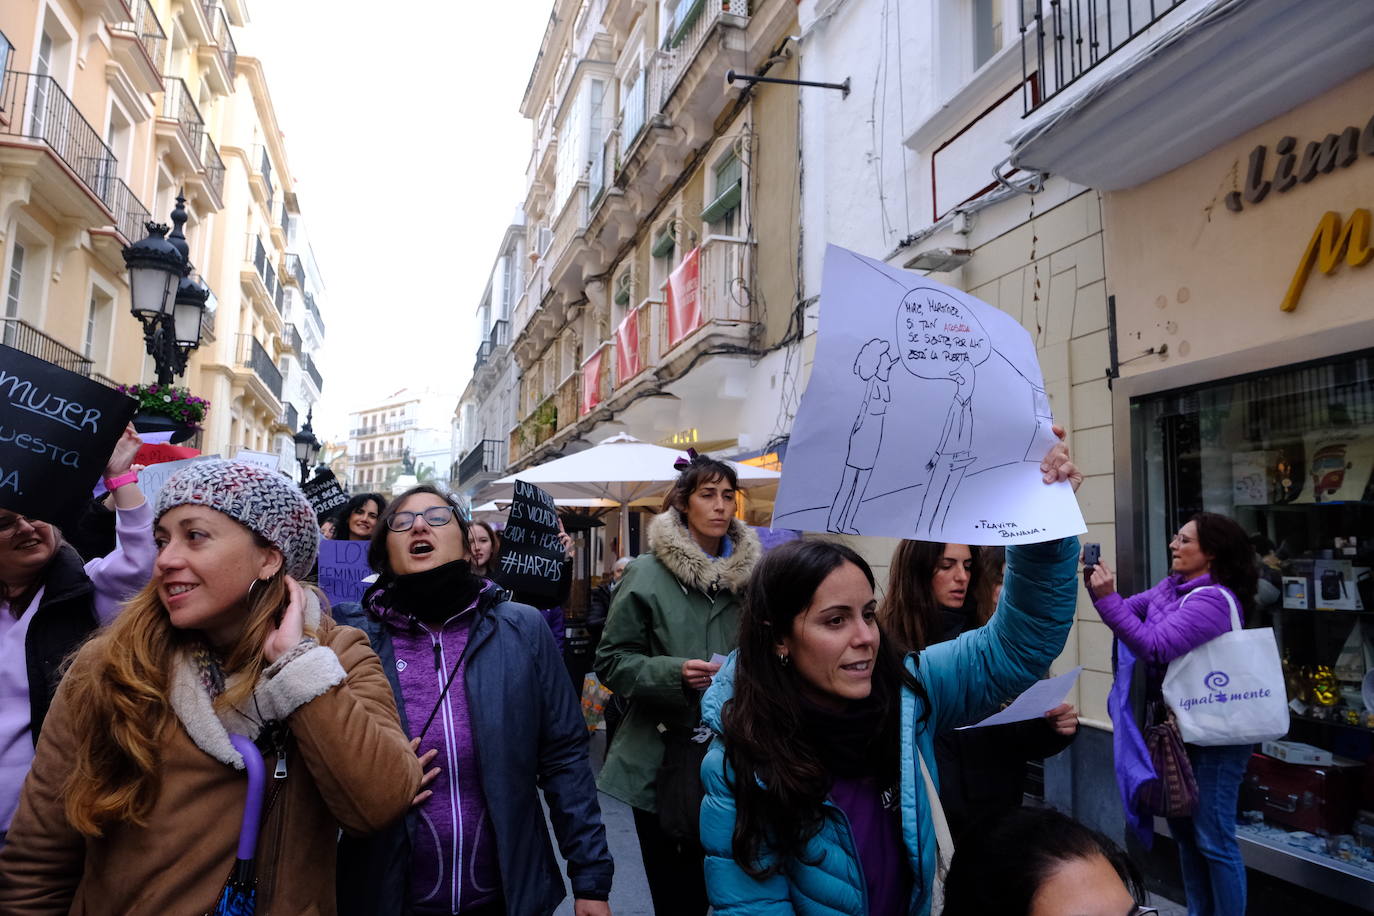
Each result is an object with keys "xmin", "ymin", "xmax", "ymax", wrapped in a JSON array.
[
  {"xmin": 580, "ymin": 342, "xmax": 614, "ymax": 417},
  {"xmin": 0, "ymin": 70, "xmax": 118, "ymax": 213},
  {"xmin": 658, "ymin": 237, "xmax": 755, "ymax": 363},
  {"xmin": 620, "ymin": 68, "xmax": 648, "ymax": 153},
  {"xmin": 274, "ymin": 279, "xmax": 285, "ymax": 315},
  {"xmin": 160, "ymin": 77, "xmax": 205, "ymax": 171},
  {"xmin": 283, "ymin": 252, "xmax": 305, "ymax": 288},
  {"xmin": 200, "ymin": 133, "xmax": 225, "ymax": 203},
  {"xmin": 283, "ymin": 323, "xmax": 302, "ymax": 354},
  {"xmin": 205, "ymin": 3, "xmax": 237, "ymax": 78},
  {"xmin": 1, "ymin": 318, "xmax": 93, "ymax": 376},
  {"xmin": 304, "ymin": 290, "xmax": 325, "ymax": 334},
  {"xmin": 458, "ymin": 439, "xmax": 508, "ymax": 486},
  {"xmin": 108, "ymin": 178, "xmax": 151, "ymax": 246},
  {"xmin": 110, "ymin": 0, "xmax": 167, "ymax": 93},
  {"xmin": 1020, "ymin": 0, "xmax": 1186, "ymax": 114},
  {"xmin": 555, "ymin": 372, "xmax": 580, "ymax": 434},
  {"xmin": 303, "ymin": 353, "xmax": 323, "ymax": 392},
  {"xmin": 659, "ymin": 0, "xmax": 750, "ymax": 118},
  {"xmin": 237, "ymin": 333, "xmax": 283, "ymax": 401},
  {"xmin": 282, "ymin": 402, "xmax": 298, "ymax": 433},
  {"xmin": 350, "ymin": 418, "xmax": 417, "ymax": 437},
  {"xmin": 614, "ymin": 297, "xmax": 662, "ymax": 389},
  {"xmin": 473, "ymin": 339, "xmax": 493, "ymax": 373}
]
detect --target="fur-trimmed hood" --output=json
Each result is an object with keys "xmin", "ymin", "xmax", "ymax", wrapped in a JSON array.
[
  {"xmin": 168, "ymin": 588, "xmax": 346, "ymax": 769},
  {"xmin": 647, "ymin": 510, "xmax": 761, "ymax": 596}
]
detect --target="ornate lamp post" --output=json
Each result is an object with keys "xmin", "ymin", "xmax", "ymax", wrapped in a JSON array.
[
  {"xmin": 122, "ymin": 194, "xmax": 208, "ymax": 387},
  {"xmin": 293, "ymin": 407, "xmax": 322, "ymax": 483}
]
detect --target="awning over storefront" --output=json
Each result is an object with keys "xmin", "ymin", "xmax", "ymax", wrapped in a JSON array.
[{"xmin": 1009, "ymin": 0, "xmax": 1374, "ymax": 190}]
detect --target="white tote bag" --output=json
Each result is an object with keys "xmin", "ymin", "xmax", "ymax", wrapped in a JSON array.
[{"xmin": 1161, "ymin": 586, "xmax": 1290, "ymax": 746}]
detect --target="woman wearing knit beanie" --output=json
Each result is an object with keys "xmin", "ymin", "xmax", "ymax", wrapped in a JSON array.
[
  {"xmin": 0, "ymin": 459, "xmax": 422, "ymax": 914},
  {"xmin": 333, "ymin": 484, "xmax": 614, "ymax": 916}
]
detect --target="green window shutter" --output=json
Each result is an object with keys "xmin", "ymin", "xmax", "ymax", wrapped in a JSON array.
[
  {"xmin": 700, "ymin": 180, "xmax": 741, "ymax": 224},
  {"xmin": 669, "ymin": 0, "xmax": 707, "ymax": 48},
  {"xmin": 652, "ymin": 229, "xmax": 676, "ymax": 258}
]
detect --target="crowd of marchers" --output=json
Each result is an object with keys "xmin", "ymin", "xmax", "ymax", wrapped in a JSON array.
[{"xmin": 0, "ymin": 424, "xmax": 1262, "ymax": 916}]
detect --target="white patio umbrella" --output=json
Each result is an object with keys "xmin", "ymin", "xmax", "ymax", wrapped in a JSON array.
[{"xmin": 476, "ymin": 432, "xmax": 781, "ymax": 562}]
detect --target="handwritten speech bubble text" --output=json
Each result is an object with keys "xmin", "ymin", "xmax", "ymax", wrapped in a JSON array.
[{"xmin": 895, "ymin": 287, "xmax": 990, "ymax": 379}]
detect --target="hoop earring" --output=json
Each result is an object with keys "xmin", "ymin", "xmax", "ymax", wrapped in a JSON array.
[{"xmin": 247, "ymin": 577, "xmax": 267, "ymax": 606}]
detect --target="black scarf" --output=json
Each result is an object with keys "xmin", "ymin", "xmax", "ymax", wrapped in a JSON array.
[
  {"xmin": 387, "ymin": 560, "xmax": 485, "ymax": 624},
  {"xmin": 797, "ymin": 674, "xmax": 891, "ymax": 781}
]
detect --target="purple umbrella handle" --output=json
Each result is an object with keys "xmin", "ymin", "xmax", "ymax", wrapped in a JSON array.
[{"xmin": 228, "ymin": 733, "xmax": 267, "ymax": 861}]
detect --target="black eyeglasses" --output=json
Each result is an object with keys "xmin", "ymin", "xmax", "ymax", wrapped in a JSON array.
[
  {"xmin": 0, "ymin": 514, "xmax": 48, "ymax": 539},
  {"xmin": 386, "ymin": 505, "xmax": 460, "ymax": 532}
]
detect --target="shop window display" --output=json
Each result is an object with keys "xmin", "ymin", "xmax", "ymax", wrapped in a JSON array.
[{"xmin": 1132, "ymin": 351, "xmax": 1374, "ymax": 885}]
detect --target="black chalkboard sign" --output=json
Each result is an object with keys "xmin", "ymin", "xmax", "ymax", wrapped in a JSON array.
[
  {"xmin": 302, "ymin": 469, "xmax": 349, "ymax": 522},
  {"xmin": 498, "ymin": 479, "xmax": 566, "ymax": 598},
  {"xmin": 0, "ymin": 345, "xmax": 138, "ymax": 528}
]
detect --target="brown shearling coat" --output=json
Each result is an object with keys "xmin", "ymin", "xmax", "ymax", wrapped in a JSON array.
[{"xmin": 0, "ymin": 615, "xmax": 421, "ymax": 915}]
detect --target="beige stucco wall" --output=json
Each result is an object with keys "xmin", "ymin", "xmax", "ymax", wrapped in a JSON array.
[{"xmin": 1102, "ymin": 67, "xmax": 1374, "ymax": 375}]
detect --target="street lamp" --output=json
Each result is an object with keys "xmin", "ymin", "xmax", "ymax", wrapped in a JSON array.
[
  {"xmin": 123, "ymin": 193, "xmax": 208, "ymax": 386},
  {"xmin": 294, "ymin": 407, "xmax": 322, "ymax": 483}
]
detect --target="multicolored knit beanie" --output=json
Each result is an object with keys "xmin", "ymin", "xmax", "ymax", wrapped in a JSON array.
[{"xmin": 155, "ymin": 459, "xmax": 319, "ymax": 578}]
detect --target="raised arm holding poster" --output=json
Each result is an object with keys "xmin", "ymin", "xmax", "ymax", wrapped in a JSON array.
[
  {"xmin": 500, "ymin": 480, "xmax": 566, "ymax": 599},
  {"xmin": 772, "ymin": 245, "xmax": 1086, "ymax": 544},
  {"xmin": 0, "ymin": 345, "xmax": 138, "ymax": 528}
]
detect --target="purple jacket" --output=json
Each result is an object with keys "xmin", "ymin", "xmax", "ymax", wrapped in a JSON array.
[{"xmin": 1094, "ymin": 573, "xmax": 1244, "ymax": 668}]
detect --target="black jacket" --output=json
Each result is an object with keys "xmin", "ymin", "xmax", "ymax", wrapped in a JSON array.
[
  {"xmin": 333, "ymin": 587, "xmax": 613, "ymax": 916},
  {"xmin": 24, "ymin": 545, "xmax": 101, "ymax": 744}
]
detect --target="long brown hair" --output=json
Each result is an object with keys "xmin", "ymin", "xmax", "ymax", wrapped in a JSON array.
[
  {"xmin": 879, "ymin": 540, "xmax": 989, "ymax": 653},
  {"xmin": 60, "ymin": 561, "xmax": 300, "ymax": 836}
]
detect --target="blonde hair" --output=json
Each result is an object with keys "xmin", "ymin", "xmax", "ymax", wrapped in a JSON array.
[{"xmin": 60, "ymin": 560, "xmax": 302, "ymax": 836}]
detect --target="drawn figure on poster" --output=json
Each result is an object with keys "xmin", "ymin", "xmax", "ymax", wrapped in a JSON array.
[
  {"xmin": 916, "ymin": 363, "xmax": 977, "ymax": 535},
  {"xmin": 827, "ymin": 339, "xmax": 900, "ymax": 533}
]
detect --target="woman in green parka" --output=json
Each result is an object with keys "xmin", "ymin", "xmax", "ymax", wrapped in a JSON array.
[{"xmin": 594, "ymin": 451, "xmax": 762, "ymax": 916}]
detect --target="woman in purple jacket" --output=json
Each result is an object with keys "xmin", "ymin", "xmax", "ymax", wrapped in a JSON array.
[
  {"xmin": 1087, "ymin": 512, "xmax": 1258, "ymax": 916},
  {"xmin": 0, "ymin": 424, "xmax": 152, "ymax": 845}
]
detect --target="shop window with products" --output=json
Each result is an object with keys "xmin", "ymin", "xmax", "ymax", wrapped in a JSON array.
[{"xmin": 1131, "ymin": 350, "xmax": 1374, "ymax": 899}]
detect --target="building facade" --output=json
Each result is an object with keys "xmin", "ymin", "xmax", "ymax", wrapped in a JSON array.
[
  {"xmin": 458, "ymin": 0, "xmax": 803, "ymax": 545},
  {"xmin": 0, "ymin": 1, "xmax": 323, "ymax": 465}
]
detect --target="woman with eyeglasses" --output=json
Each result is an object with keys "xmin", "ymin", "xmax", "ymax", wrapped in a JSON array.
[
  {"xmin": 942, "ymin": 806, "xmax": 1157, "ymax": 916},
  {"xmin": 333, "ymin": 485, "xmax": 614, "ymax": 916},
  {"xmin": 1087, "ymin": 513, "xmax": 1257, "ymax": 916},
  {"xmin": 0, "ymin": 423, "xmax": 149, "ymax": 848}
]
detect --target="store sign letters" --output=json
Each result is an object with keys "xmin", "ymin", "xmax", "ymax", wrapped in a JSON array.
[
  {"xmin": 1226, "ymin": 111, "xmax": 1374, "ymax": 212},
  {"xmin": 1281, "ymin": 209, "xmax": 1372, "ymax": 312}
]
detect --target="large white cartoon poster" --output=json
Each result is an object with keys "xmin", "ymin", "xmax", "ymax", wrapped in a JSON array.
[{"xmin": 773, "ymin": 245, "xmax": 1086, "ymax": 544}]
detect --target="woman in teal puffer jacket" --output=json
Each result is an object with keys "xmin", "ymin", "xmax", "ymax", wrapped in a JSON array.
[{"xmin": 699, "ymin": 443, "xmax": 1081, "ymax": 916}]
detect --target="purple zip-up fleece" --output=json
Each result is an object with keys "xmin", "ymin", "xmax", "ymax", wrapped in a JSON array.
[{"xmin": 377, "ymin": 588, "xmax": 501, "ymax": 914}]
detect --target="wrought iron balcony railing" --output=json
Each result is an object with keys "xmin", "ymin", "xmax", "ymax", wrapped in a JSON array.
[
  {"xmin": 259, "ymin": 144, "xmax": 272, "ymax": 189},
  {"xmin": 0, "ymin": 71, "xmax": 118, "ymax": 209},
  {"xmin": 274, "ymin": 280, "xmax": 285, "ymax": 315},
  {"xmin": 1020, "ymin": 0, "xmax": 1186, "ymax": 114},
  {"xmin": 303, "ymin": 353, "xmax": 323, "ymax": 392},
  {"xmin": 204, "ymin": 3, "xmax": 237, "ymax": 77},
  {"xmin": 621, "ymin": 68, "xmax": 648, "ymax": 147},
  {"xmin": 107, "ymin": 178, "xmax": 151, "ymax": 245},
  {"xmin": 283, "ymin": 401, "xmax": 298, "ymax": 432},
  {"xmin": 284, "ymin": 323, "xmax": 302, "ymax": 354},
  {"xmin": 304, "ymin": 291, "xmax": 325, "ymax": 334},
  {"xmin": 283, "ymin": 252, "xmax": 305, "ymax": 288},
  {"xmin": 112, "ymin": 0, "xmax": 167, "ymax": 74},
  {"xmin": 458, "ymin": 439, "xmax": 507, "ymax": 484},
  {"xmin": 239, "ymin": 333, "xmax": 282, "ymax": 400},
  {"xmin": 201, "ymin": 133, "xmax": 225, "ymax": 201},
  {"xmin": 161, "ymin": 76, "xmax": 205, "ymax": 162},
  {"xmin": 1, "ymin": 318, "xmax": 93, "ymax": 376}
]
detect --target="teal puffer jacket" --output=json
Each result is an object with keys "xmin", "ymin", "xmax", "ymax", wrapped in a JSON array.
[{"xmin": 699, "ymin": 536, "xmax": 1080, "ymax": 916}]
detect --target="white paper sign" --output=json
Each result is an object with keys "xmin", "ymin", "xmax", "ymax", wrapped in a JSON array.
[
  {"xmin": 136, "ymin": 457, "xmax": 216, "ymax": 508},
  {"xmin": 957, "ymin": 667, "xmax": 1082, "ymax": 730},
  {"xmin": 236, "ymin": 448, "xmax": 283, "ymax": 472},
  {"xmin": 773, "ymin": 245, "xmax": 1086, "ymax": 544}
]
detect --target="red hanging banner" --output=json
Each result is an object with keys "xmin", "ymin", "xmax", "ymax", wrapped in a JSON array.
[
  {"xmin": 580, "ymin": 348, "xmax": 604, "ymax": 416},
  {"xmin": 665, "ymin": 247, "xmax": 702, "ymax": 349},
  {"xmin": 615, "ymin": 309, "xmax": 641, "ymax": 383}
]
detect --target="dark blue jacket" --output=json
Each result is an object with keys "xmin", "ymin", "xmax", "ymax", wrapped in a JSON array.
[{"xmin": 334, "ymin": 588, "xmax": 613, "ymax": 916}]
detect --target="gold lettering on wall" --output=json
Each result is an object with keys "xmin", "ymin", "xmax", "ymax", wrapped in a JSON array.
[{"xmin": 1282, "ymin": 209, "xmax": 1373, "ymax": 311}]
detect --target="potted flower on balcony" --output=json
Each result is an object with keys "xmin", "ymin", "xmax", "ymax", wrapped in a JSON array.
[{"xmin": 118, "ymin": 383, "xmax": 210, "ymax": 444}]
